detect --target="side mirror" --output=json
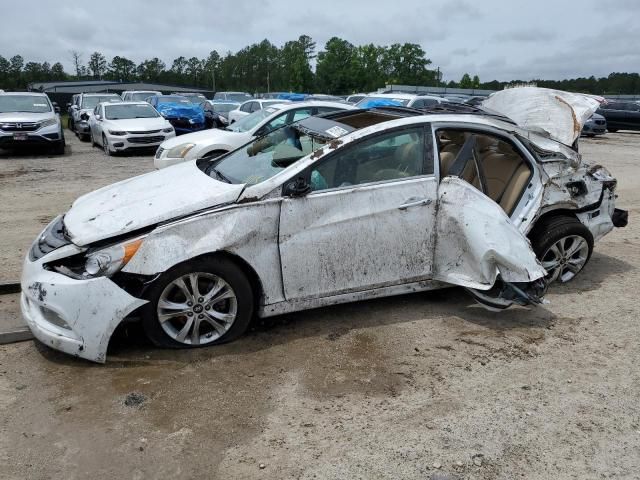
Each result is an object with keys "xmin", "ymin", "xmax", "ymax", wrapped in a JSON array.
[
  {"xmin": 95, "ymin": 114, "xmax": 101, "ymax": 121},
  {"xmin": 54, "ymin": 106, "xmax": 61, "ymax": 113},
  {"xmin": 284, "ymin": 176, "xmax": 311, "ymax": 197},
  {"xmin": 66, "ymin": 103, "xmax": 71, "ymax": 108}
]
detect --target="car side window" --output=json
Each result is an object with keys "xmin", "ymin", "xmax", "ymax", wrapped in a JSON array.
[
  {"xmin": 263, "ymin": 112, "xmax": 289, "ymax": 132},
  {"xmin": 94, "ymin": 105, "xmax": 100, "ymax": 116},
  {"xmin": 309, "ymin": 127, "xmax": 426, "ymax": 192},
  {"xmin": 291, "ymin": 108, "xmax": 313, "ymax": 123},
  {"xmin": 316, "ymin": 107, "xmax": 341, "ymax": 115},
  {"xmin": 240, "ymin": 102, "xmax": 253, "ymax": 113},
  {"xmin": 251, "ymin": 102, "xmax": 262, "ymax": 113}
]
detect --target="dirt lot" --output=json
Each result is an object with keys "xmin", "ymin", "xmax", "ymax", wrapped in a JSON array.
[{"xmin": 0, "ymin": 132, "xmax": 638, "ymax": 479}]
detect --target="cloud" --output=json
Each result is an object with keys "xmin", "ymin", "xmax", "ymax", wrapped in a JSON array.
[
  {"xmin": 0, "ymin": 0, "xmax": 638, "ymax": 83},
  {"xmin": 493, "ymin": 29, "xmax": 558, "ymax": 43}
]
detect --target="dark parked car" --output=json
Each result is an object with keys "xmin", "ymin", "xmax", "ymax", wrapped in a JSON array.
[
  {"xmin": 597, "ymin": 101, "xmax": 640, "ymax": 132},
  {"xmin": 147, "ymin": 95, "xmax": 205, "ymax": 134},
  {"xmin": 581, "ymin": 113, "xmax": 607, "ymax": 137},
  {"xmin": 200, "ymin": 100, "xmax": 239, "ymax": 128}
]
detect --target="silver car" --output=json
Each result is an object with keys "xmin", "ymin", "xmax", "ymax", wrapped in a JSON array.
[
  {"xmin": 0, "ymin": 92, "xmax": 65, "ymax": 155},
  {"xmin": 69, "ymin": 93, "xmax": 121, "ymax": 141}
]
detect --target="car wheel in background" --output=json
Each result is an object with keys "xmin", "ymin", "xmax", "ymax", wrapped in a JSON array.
[
  {"xmin": 529, "ymin": 215, "xmax": 594, "ymax": 284},
  {"xmin": 102, "ymin": 134, "xmax": 112, "ymax": 156},
  {"xmin": 141, "ymin": 256, "xmax": 254, "ymax": 349},
  {"xmin": 51, "ymin": 134, "xmax": 65, "ymax": 156}
]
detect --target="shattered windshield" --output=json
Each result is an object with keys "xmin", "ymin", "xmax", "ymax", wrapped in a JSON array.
[{"xmin": 205, "ymin": 125, "xmax": 329, "ymax": 185}]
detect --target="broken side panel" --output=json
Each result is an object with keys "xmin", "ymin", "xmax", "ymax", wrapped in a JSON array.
[{"xmin": 433, "ymin": 177, "xmax": 547, "ymax": 305}]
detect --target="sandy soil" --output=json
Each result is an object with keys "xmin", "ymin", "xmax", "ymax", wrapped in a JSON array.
[{"xmin": 0, "ymin": 132, "xmax": 638, "ymax": 479}]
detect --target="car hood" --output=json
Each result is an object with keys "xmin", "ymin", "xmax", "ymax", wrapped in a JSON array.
[
  {"xmin": 0, "ymin": 111, "xmax": 55, "ymax": 122},
  {"xmin": 159, "ymin": 127, "xmax": 246, "ymax": 149},
  {"xmin": 483, "ymin": 87, "xmax": 603, "ymax": 146},
  {"xmin": 157, "ymin": 103, "xmax": 204, "ymax": 121},
  {"xmin": 104, "ymin": 117, "xmax": 168, "ymax": 131},
  {"xmin": 64, "ymin": 161, "xmax": 245, "ymax": 246}
]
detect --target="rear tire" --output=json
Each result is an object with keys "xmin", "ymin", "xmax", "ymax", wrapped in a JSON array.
[
  {"xmin": 141, "ymin": 257, "xmax": 254, "ymax": 349},
  {"xmin": 608, "ymin": 128, "xmax": 618, "ymax": 133},
  {"xmin": 529, "ymin": 215, "xmax": 594, "ymax": 284}
]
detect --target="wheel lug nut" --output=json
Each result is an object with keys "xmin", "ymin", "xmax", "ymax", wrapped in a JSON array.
[
  {"xmin": 187, "ymin": 301, "xmax": 193, "ymax": 307},
  {"xmin": 198, "ymin": 314, "xmax": 203, "ymax": 319},
  {"xmin": 205, "ymin": 305, "xmax": 210, "ymax": 310},
  {"xmin": 187, "ymin": 312, "xmax": 193, "ymax": 317},
  {"xmin": 198, "ymin": 297, "xmax": 204, "ymax": 303}
]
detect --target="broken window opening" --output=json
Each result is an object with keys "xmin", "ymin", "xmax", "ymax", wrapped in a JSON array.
[{"xmin": 436, "ymin": 129, "xmax": 533, "ymax": 215}]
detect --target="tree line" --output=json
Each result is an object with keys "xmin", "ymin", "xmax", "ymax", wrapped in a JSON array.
[{"xmin": 2, "ymin": 35, "xmax": 640, "ymax": 95}]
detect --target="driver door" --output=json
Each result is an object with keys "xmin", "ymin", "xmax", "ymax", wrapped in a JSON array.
[{"xmin": 278, "ymin": 126, "xmax": 437, "ymax": 301}]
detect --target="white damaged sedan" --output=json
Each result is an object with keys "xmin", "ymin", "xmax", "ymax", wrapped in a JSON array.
[{"xmin": 21, "ymin": 89, "xmax": 627, "ymax": 363}]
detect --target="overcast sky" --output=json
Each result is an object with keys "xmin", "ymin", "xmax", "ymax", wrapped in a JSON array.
[{"xmin": 2, "ymin": 0, "xmax": 639, "ymax": 82}]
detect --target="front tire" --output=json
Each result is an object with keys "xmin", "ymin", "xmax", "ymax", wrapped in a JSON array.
[
  {"xmin": 102, "ymin": 134, "xmax": 112, "ymax": 156},
  {"xmin": 141, "ymin": 257, "xmax": 254, "ymax": 349},
  {"xmin": 529, "ymin": 215, "xmax": 594, "ymax": 284}
]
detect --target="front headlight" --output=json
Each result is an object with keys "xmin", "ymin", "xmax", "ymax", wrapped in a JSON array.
[
  {"xmin": 39, "ymin": 118, "xmax": 58, "ymax": 129},
  {"xmin": 167, "ymin": 143, "xmax": 196, "ymax": 158},
  {"xmin": 51, "ymin": 237, "xmax": 144, "ymax": 279},
  {"xmin": 162, "ymin": 127, "xmax": 174, "ymax": 133},
  {"xmin": 108, "ymin": 130, "xmax": 127, "ymax": 136},
  {"xmin": 84, "ymin": 238, "xmax": 144, "ymax": 277}
]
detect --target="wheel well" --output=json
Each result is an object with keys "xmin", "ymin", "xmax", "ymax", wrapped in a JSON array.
[
  {"xmin": 201, "ymin": 149, "xmax": 228, "ymax": 160},
  {"xmin": 194, "ymin": 251, "xmax": 265, "ymax": 308},
  {"xmin": 527, "ymin": 210, "xmax": 579, "ymax": 238}
]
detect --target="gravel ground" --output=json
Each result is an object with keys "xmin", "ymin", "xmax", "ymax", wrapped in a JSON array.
[{"xmin": 0, "ymin": 131, "xmax": 638, "ymax": 479}]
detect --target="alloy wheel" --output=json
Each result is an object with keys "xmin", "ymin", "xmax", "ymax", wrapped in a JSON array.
[
  {"xmin": 540, "ymin": 235, "xmax": 590, "ymax": 283},
  {"xmin": 157, "ymin": 272, "xmax": 238, "ymax": 345}
]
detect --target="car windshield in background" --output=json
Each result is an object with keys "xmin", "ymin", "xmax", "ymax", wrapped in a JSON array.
[
  {"xmin": 262, "ymin": 100, "xmax": 283, "ymax": 108},
  {"xmin": 183, "ymin": 94, "xmax": 207, "ymax": 103},
  {"xmin": 130, "ymin": 92, "xmax": 157, "ymax": 101},
  {"xmin": 158, "ymin": 96, "xmax": 191, "ymax": 104},
  {"xmin": 81, "ymin": 96, "xmax": 120, "ymax": 109},
  {"xmin": 228, "ymin": 107, "xmax": 279, "ymax": 133},
  {"xmin": 104, "ymin": 104, "xmax": 159, "ymax": 120},
  {"xmin": 0, "ymin": 95, "xmax": 51, "ymax": 113},
  {"xmin": 207, "ymin": 125, "xmax": 328, "ymax": 185},
  {"xmin": 212, "ymin": 103, "xmax": 238, "ymax": 113},
  {"xmin": 227, "ymin": 93, "xmax": 253, "ymax": 102},
  {"xmin": 357, "ymin": 96, "xmax": 411, "ymax": 107}
]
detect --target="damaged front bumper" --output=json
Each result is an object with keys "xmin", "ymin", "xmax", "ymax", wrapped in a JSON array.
[{"xmin": 21, "ymin": 244, "xmax": 146, "ymax": 363}]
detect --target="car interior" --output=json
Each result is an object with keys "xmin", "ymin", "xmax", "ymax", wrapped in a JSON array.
[{"xmin": 437, "ymin": 129, "xmax": 532, "ymax": 215}]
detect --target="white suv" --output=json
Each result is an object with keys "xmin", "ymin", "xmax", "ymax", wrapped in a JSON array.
[{"xmin": 0, "ymin": 92, "xmax": 65, "ymax": 155}]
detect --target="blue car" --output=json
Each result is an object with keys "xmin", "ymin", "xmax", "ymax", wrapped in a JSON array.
[{"xmin": 147, "ymin": 95, "xmax": 205, "ymax": 135}]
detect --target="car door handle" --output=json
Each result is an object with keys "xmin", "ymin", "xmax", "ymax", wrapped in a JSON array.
[{"xmin": 398, "ymin": 197, "xmax": 432, "ymax": 210}]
